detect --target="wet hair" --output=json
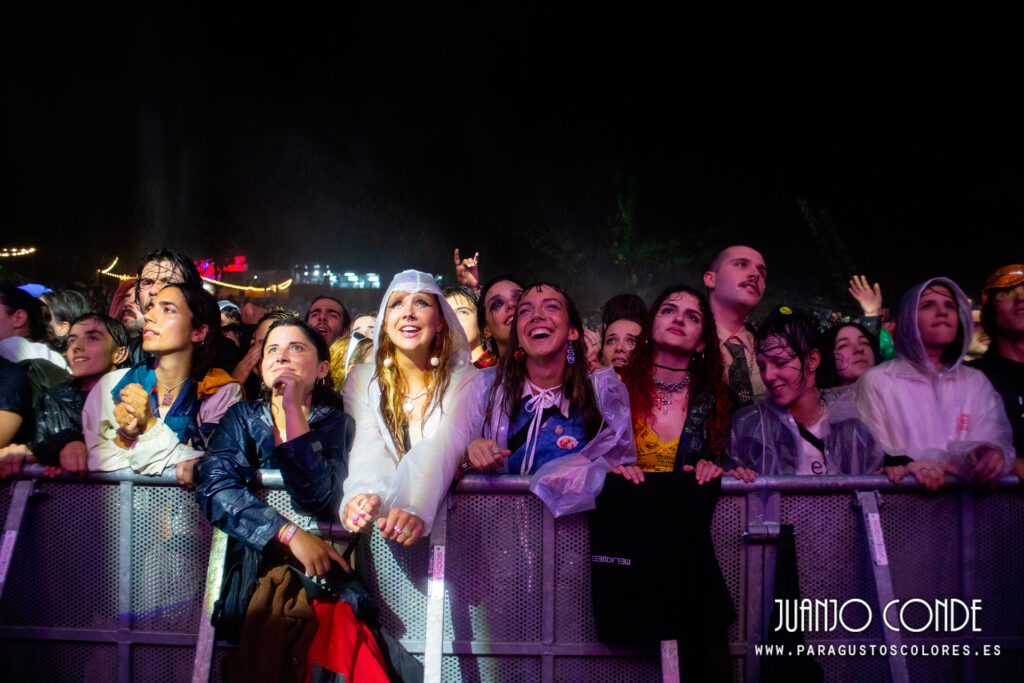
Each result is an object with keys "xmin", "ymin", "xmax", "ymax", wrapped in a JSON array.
[
  {"xmin": 476, "ymin": 275, "xmax": 525, "ymax": 354},
  {"xmin": 42, "ymin": 289, "xmax": 92, "ymax": 352},
  {"xmin": 68, "ymin": 313, "xmax": 131, "ymax": 369},
  {"xmin": 255, "ymin": 307, "xmax": 299, "ymax": 329},
  {"xmin": 134, "ymin": 248, "xmax": 202, "ymax": 300},
  {"xmin": 755, "ymin": 307, "xmax": 822, "ymax": 379},
  {"xmin": 817, "ymin": 322, "xmax": 880, "ymax": 389},
  {"xmin": 305, "ymin": 295, "xmax": 352, "ymax": 337},
  {"xmin": 442, "ymin": 285, "xmax": 479, "ymax": 306},
  {"xmin": 260, "ymin": 316, "xmax": 341, "ymax": 409},
  {"xmin": 154, "ymin": 283, "xmax": 222, "ymax": 384},
  {"xmin": 600, "ymin": 293, "xmax": 647, "ymax": 332},
  {"xmin": 486, "ymin": 282, "xmax": 601, "ymax": 437},
  {"xmin": 0, "ymin": 286, "xmax": 55, "ymax": 346},
  {"xmin": 620, "ymin": 285, "xmax": 730, "ymax": 457}
]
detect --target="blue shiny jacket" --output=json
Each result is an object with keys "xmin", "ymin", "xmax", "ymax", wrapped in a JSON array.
[{"xmin": 195, "ymin": 401, "xmax": 354, "ymax": 551}]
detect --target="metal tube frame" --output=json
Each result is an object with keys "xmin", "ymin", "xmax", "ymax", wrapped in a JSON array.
[{"xmin": 2, "ymin": 467, "xmax": 1021, "ymax": 682}]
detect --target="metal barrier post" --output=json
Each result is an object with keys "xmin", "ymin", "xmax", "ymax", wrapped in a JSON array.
[
  {"xmin": 659, "ymin": 639, "xmax": 680, "ymax": 683},
  {"xmin": 0, "ymin": 479, "xmax": 35, "ymax": 600},
  {"xmin": 854, "ymin": 490, "xmax": 909, "ymax": 683},
  {"xmin": 192, "ymin": 527, "xmax": 229, "ymax": 683},
  {"xmin": 118, "ymin": 480, "xmax": 133, "ymax": 683},
  {"xmin": 960, "ymin": 489, "xmax": 977, "ymax": 683},
  {"xmin": 743, "ymin": 490, "xmax": 780, "ymax": 683},
  {"xmin": 423, "ymin": 494, "xmax": 450, "ymax": 683}
]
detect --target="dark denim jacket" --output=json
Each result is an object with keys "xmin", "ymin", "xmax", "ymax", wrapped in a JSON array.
[{"xmin": 195, "ymin": 401, "xmax": 354, "ymax": 551}]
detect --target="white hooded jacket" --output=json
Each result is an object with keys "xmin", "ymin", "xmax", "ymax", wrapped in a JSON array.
[
  {"xmin": 855, "ymin": 277, "xmax": 1015, "ymax": 473},
  {"xmin": 339, "ymin": 270, "xmax": 477, "ymax": 534}
]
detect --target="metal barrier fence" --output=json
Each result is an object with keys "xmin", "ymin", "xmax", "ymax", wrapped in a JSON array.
[{"xmin": 0, "ymin": 466, "xmax": 1021, "ymax": 682}]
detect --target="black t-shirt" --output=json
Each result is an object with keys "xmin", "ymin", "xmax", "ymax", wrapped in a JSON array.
[
  {"xmin": 0, "ymin": 357, "xmax": 34, "ymax": 445},
  {"xmin": 969, "ymin": 349, "xmax": 1024, "ymax": 460}
]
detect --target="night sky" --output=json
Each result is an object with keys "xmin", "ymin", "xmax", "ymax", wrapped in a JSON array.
[{"xmin": 4, "ymin": 4, "xmax": 1023, "ymax": 313}]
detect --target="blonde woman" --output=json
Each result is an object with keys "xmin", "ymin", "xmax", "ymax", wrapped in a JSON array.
[{"xmin": 341, "ymin": 270, "xmax": 476, "ymax": 545}]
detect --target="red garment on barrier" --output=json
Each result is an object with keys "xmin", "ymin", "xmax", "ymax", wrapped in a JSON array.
[{"xmin": 304, "ymin": 600, "xmax": 390, "ymax": 683}]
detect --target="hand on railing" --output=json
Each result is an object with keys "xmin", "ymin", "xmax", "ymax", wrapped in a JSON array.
[
  {"xmin": 176, "ymin": 458, "xmax": 198, "ymax": 488},
  {"xmin": 377, "ymin": 508, "xmax": 425, "ymax": 547},
  {"xmin": 0, "ymin": 444, "xmax": 33, "ymax": 479},
  {"xmin": 610, "ymin": 464, "xmax": 645, "ymax": 484},
  {"xmin": 466, "ymin": 438, "xmax": 510, "ymax": 471},
  {"xmin": 344, "ymin": 493, "xmax": 382, "ymax": 532},
  {"xmin": 725, "ymin": 467, "xmax": 757, "ymax": 483},
  {"xmin": 906, "ymin": 460, "xmax": 946, "ymax": 491},
  {"xmin": 683, "ymin": 459, "xmax": 724, "ymax": 485},
  {"xmin": 55, "ymin": 441, "xmax": 88, "ymax": 479},
  {"xmin": 964, "ymin": 444, "xmax": 1006, "ymax": 487}
]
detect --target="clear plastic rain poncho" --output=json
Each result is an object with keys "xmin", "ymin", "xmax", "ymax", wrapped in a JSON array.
[
  {"xmin": 339, "ymin": 270, "xmax": 476, "ymax": 533},
  {"xmin": 855, "ymin": 277, "xmax": 1016, "ymax": 472}
]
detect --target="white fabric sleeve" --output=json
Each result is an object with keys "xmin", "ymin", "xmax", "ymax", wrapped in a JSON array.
[
  {"xmin": 385, "ymin": 366, "xmax": 479, "ymax": 533},
  {"xmin": 944, "ymin": 373, "xmax": 1016, "ymax": 474},
  {"xmin": 339, "ymin": 364, "xmax": 400, "ymax": 528}
]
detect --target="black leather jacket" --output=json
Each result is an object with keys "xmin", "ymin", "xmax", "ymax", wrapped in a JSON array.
[
  {"xmin": 31, "ymin": 379, "xmax": 87, "ymax": 466},
  {"xmin": 195, "ymin": 401, "xmax": 354, "ymax": 551}
]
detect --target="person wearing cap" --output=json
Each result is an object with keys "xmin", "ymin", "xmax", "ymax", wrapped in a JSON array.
[
  {"xmin": 723, "ymin": 306, "xmax": 883, "ymax": 479},
  {"xmin": 219, "ymin": 300, "xmax": 244, "ymax": 347},
  {"xmin": 856, "ymin": 277, "xmax": 1015, "ymax": 490},
  {"xmin": 969, "ymin": 265, "xmax": 1024, "ymax": 479},
  {"xmin": 340, "ymin": 270, "xmax": 477, "ymax": 546},
  {"xmin": 703, "ymin": 245, "xmax": 768, "ymax": 411}
]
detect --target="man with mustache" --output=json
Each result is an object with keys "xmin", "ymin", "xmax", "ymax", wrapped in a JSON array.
[{"xmin": 704, "ymin": 245, "xmax": 768, "ymax": 410}]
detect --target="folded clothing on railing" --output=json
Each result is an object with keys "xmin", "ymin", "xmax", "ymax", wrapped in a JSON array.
[{"xmin": 588, "ymin": 472, "xmax": 735, "ymax": 671}]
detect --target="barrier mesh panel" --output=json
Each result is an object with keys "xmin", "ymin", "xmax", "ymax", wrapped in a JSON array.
[
  {"xmin": 973, "ymin": 494, "xmax": 1024, "ymax": 638},
  {"xmin": 816, "ymin": 647, "xmax": 888, "ymax": 682},
  {"xmin": 0, "ymin": 482, "xmax": 118, "ymax": 629},
  {"xmin": 978, "ymin": 648, "xmax": 1024, "ymax": 678},
  {"xmin": 363, "ymin": 522, "xmax": 431, "ymax": 641},
  {"xmin": 130, "ymin": 486, "xmax": 210, "ymax": 632},
  {"xmin": 882, "ymin": 493, "xmax": 961, "ymax": 637},
  {"xmin": 132, "ymin": 644, "xmax": 196, "ymax": 681},
  {"xmin": 555, "ymin": 510, "xmax": 596, "ymax": 642},
  {"xmin": 555, "ymin": 654, "xmax": 661, "ymax": 681},
  {"xmin": 446, "ymin": 494, "xmax": 544, "ymax": 642},
  {"xmin": 780, "ymin": 493, "xmax": 883, "ymax": 641},
  {"xmin": 713, "ymin": 494, "xmax": 745, "ymax": 647},
  {"xmin": 442, "ymin": 655, "xmax": 541, "ymax": 682},
  {"xmin": 0, "ymin": 639, "xmax": 117, "ymax": 682},
  {"xmin": 0, "ymin": 484, "xmax": 9, "ymax": 529}
]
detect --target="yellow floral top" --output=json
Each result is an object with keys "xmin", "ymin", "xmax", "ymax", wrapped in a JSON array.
[{"xmin": 634, "ymin": 421, "xmax": 680, "ymax": 472}]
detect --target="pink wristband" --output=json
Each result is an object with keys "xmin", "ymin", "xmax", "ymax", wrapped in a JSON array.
[{"xmin": 278, "ymin": 523, "xmax": 297, "ymax": 545}]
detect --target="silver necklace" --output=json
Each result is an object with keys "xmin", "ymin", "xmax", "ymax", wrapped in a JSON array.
[
  {"xmin": 653, "ymin": 375, "xmax": 691, "ymax": 394},
  {"xmin": 157, "ymin": 377, "xmax": 188, "ymax": 406},
  {"xmin": 402, "ymin": 389, "xmax": 427, "ymax": 414}
]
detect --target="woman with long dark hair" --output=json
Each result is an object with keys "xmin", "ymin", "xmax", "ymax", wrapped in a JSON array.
[
  {"xmin": 619, "ymin": 285, "xmax": 731, "ymax": 479},
  {"xmin": 83, "ymin": 283, "xmax": 242, "ymax": 485},
  {"xmin": 463, "ymin": 282, "xmax": 640, "ymax": 516}
]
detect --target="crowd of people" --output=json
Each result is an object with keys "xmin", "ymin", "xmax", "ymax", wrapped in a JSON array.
[{"xmin": 0, "ymin": 246, "xmax": 1020, "ymax": 680}]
